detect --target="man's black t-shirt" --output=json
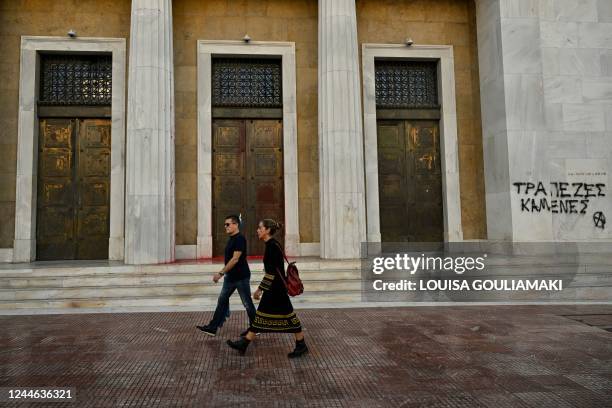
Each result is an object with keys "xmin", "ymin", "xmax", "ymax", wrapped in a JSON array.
[{"xmin": 224, "ymin": 233, "xmax": 250, "ymax": 281}]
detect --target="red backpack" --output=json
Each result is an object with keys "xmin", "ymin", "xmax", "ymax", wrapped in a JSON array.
[{"xmin": 276, "ymin": 243, "xmax": 304, "ymax": 297}]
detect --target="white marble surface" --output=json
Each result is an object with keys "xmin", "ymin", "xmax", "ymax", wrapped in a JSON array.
[
  {"xmin": 583, "ymin": 78, "xmax": 612, "ymax": 104},
  {"xmin": 196, "ymin": 41, "xmax": 301, "ymax": 257},
  {"xmin": 476, "ymin": 0, "xmax": 612, "ymax": 242},
  {"xmin": 504, "ymin": 74, "xmax": 546, "ymax": 130},
  {"xmin": 175, "ymin": 245, "xmax": 196, "ymax": 260},
  {"xmin": 562, "ymin": 104, "xmax": 606, "ymax": 131},
  {"xmin": 501, "ymin": 19, "xmax": 542, "ymax": 75},
  {"xmin": 602, "ymin": 51, "xmax": 612, "ymax": 76},
  {"xmin": 476, "ymin": 0, "xmax": 513, "ymax": 240},
  {"xmin": 540, "ymin": 21, "xmax": 579, "ymax": 48},
  {"xmin": 13, "ymin": 37, "xmax": 126, "ymax": 263},
  {"xmin": 125, "ymin": 0, "xmax": 175, "ymax": 264},
  {"xmin": 598, "ymin": 0, "xmax": 612, "ymax": 22},
  {"xmin": 500, "ymin": 0, "xmax": 539, "ymax": 19},
  {"xmin": 544, "ymin": 103, "xmax": 564, "ymax": 131},
  {"xmin": 318, "ymin": 0, "xmax": 367, "ymax": 259},
  {"xmin": 0, "ymin": 249, "xmax": 12, "ymax": 263},
  {"xmin": 543, "ymin": 76, "xmax": 583, "ymax": 104},
  {"xmin": 299, "ymin": 243, "xmax": 321, "ymax": 257},
  {"xmin": 554, "ymin": 0, "xmax": 598, "ymax": 22},
  {"xmin": 559, "ymin": 48, "xmax": 602, "ymax": 77},
  {"xmin": 541, "ymin": 47, "xmax": 560, "ymax": 76},
  {"xmin": 578, "ymin": 22, "xmax": 612, "ymax": 48}
]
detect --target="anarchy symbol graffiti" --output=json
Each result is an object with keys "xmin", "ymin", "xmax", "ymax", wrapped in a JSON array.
[{"xmin": 593, "ymin": 211, "xmax": 606, "ymax": 229}]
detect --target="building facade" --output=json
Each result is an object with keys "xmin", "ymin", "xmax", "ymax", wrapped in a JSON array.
[{"xmin": 0, "ymin": 0, "xmax": 610, "ymax": 264}]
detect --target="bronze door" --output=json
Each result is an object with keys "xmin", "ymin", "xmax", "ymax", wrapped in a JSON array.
[
  {"xmin": 377, "ymin": 120, "xmax": 443, "ymax": 242},
  {"xmin": 212, "ymin": 119, "xmax": 284, "ymax": 256},
  {"xmin": 37, "ymin": 118, "xmax": 111, "ymax": 260}
]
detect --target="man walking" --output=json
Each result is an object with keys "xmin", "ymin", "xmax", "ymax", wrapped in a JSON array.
[{"xmin": 196, "ymin": 215, "xmax": 256, "ymax": 337}]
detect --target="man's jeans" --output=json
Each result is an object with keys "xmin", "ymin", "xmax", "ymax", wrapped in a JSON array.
[{"xmin": 208, "ymin": 277, "xmax": 256, "ymax": 330}]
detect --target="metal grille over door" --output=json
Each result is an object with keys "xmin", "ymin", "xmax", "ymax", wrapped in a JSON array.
[
  {"xmin": 375, "ymin": 60, "xmax": 438, "ymax": 109},
  {"xmin": 212, "ymin": 58, "xmax": 282, "ymax": 108},
  {"xmin": 39, "ymin": 54, "xmax": 112, "ymax": 105}
]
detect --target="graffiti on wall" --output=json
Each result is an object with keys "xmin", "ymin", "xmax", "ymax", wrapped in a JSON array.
[
  {"xmin": 593, "ymin": 211, "xmax": 606, "ymax": 229},
  {"xmin": 513, "ymin": 181, "xmax": 607, "ymax": 229}
]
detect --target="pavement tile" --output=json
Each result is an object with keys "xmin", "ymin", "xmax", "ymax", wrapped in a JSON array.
[{"xmin": 0, "ymin": 305, "xmax": 610, "ymax": 407}]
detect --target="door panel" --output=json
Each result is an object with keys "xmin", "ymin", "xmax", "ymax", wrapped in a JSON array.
[
  {"xmin": 212, "ymin": 119, "xmax": 284, "ymax": 256},
  {"xmin": 37, "ymin": 119, "xmax": 76, "ymax": 260},
  {"xmin": 246, "ymin": 120, "xmax": 284, "ymax": 256},
  {"xmin": 408, "ymin": 121, "xmax": 443, "ymax": 242},
  {"xmin": 377, "ymin": 119, "xmax": 443, "ymax": 242},
  {"xmin": 36, "ymin": 118, "xmax": 111, "ymax": 260},
  {"xmin": 76, "ymin": 119, "xmax": 111, "ymax": 259},
  {"xmin": 377, "ymin": 121, "xmax": 409, "ymax": 241}
]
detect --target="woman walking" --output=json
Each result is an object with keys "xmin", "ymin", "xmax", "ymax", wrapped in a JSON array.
[{"xmin": 227, "ymin": 219, "xmax": 308, "ymax": 358}]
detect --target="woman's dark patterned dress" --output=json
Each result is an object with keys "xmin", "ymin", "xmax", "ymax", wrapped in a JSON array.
[{"xmin": 249, "ymin": 238, "xmax": 302, "ymax": 333}]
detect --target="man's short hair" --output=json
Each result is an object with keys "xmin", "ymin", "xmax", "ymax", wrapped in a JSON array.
[{"xmin": 225, "ymin": 215, "xmax": 240, "ymax": 225}]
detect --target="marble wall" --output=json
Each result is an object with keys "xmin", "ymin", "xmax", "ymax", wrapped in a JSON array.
[{"xmin": 477, "ymin": 0, "xmax": 612, "ymax": 242}]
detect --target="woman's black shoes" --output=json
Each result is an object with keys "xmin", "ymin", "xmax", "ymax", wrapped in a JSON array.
[
  {"xmin": 227, "ymin": 337, "xmax": 307, "ymax": 358},
  {"xmin": 227, "ymin": 337, "xmax": 250, "ymax": 355},
  {"xmin": 288, "ymin": 339, "xmax": 308, "ymax": 358}
]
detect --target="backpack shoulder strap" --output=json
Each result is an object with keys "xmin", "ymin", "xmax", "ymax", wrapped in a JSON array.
[{"xmin": 273, "ymin": 240, "xmax": 291, "ymax": 265}]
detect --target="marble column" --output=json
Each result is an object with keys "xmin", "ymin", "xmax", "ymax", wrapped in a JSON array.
[
  {"xmin": 476, "ymin": 0, "xmax": 549, "ymax": 242},
  {"xmin": 318, "ymin": 0, "xmax": 367, "ymax": 259},
  {"xmin": 125, "ymin": 0, "xmax": 175, "ymax": 264}
]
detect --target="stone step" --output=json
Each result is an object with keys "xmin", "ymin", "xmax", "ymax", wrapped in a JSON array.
[
  {"xmin": 0, "ymin": 290, "xmax": 364, "ymax": 310},
  {"xmin": 2, "ymin": 255, "xmax": 611, "ymax": 278},
  {"xmin": 0, "ymin": 280, "xmax": 364, "ymax": 301},
  {"xmin": 1, "ymin": 284, "xmax": 611, "ymax": 312},
  {"xmin": 1, "ymin": 260, "xmax": 609, "ymax": 281},
  {"xmin": 1, "ymin": 270, "xmax": 609, "ymax": 299},
  {"xmin": 0, "ymin": 259, "xmax": 362, "ymax": 277},
  {"xmin": 0, "ymin": 270, "xmax": 362, "ymax": 289},
  {"xmin": 1, "ymin": 255, "xmax": 610, "ymax": 313}
]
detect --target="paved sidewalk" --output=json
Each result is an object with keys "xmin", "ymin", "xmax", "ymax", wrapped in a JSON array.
[{"xmin": 1, "ymin": 305, "xmax": 611, "ymax": 407}]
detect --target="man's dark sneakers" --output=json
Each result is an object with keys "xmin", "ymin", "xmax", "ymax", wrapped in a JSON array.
[
  {"xmin": 288, "ymin": 339, "xmax": 308, "ymax": 358},
  {"xmin": 227, "ymin": 337, "xmax": 250, "ymax": 355},
  {"xmin": 196, "ymin": 325, "xmax": 217, "ymax": 337}
]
